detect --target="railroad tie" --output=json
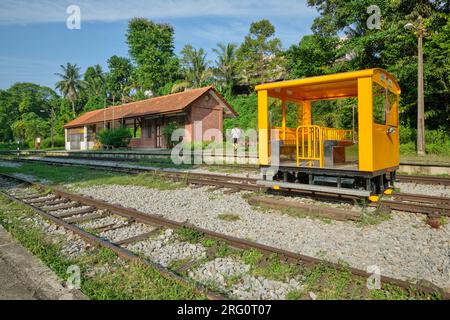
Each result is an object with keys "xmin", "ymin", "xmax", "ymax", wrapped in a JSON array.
[
  {"xmin": 64, "ymin": 211, "xmax": 104, "ymax": 224},
  {"xmin": 46, "ymin": 203, "xmax": 82, "ymax": 213},
  {"xmin": 56, "ymin": 207, "xmax": 96, "ymax": 219},
  {"xmin": 37, "ymin": 198, "xmax": 70, "ymax": 208},
  {"xmin": 207, "ymin": 186, "xmax": 223, "ymax": 192},
  {"xmin": 114, "ymin": 231, "xmax": 157, "ymax": 246},
  {"xmin": 174, "ymin": 259, "xmax": 198, "ymax": 274},
  {"xmin": 27, "ymin": 196, "xmax": 60, "ymax": 205}
]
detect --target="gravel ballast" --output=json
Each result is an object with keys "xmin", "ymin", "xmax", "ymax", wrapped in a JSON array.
[{"xmin": 77, "ymin": 184, "xmax": 450, "ymax": 291}]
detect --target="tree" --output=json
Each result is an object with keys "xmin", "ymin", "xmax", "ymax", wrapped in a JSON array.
[
  {"xmin": 213, "ymin": 43, "xmax": 238, "ymax": 93},
  {"xmin": 84, "ymin": 64, "xmax": 106, "ymax": 97},
  {"xmin": 127, "ymin": 18, "xmax": 180, "ymax": 95},
  {"xmin": 174, "ymin": 45, "xmax": 212, "ymax": 92},
  {"xmin": 306, "ymin": 0, "xmax": 450, "ymax": 132},
  {"xmin": 286, "ymin": 35, "xmax": 340, "ymax": 78},
  {"xmin": 0, "ymin": 83, "xmax": 58, "ymax": 142},
  {"xmin": 106, "ymin": 55, "xmax": 134, "ymax": 104},
  {"xmin": 12, "ymin": 113, "xmax": 49, "ymax": 145},
  {"xmin": 55, "ymin": 63, "xmax": 84, "ymax": 115},
  {"xmin": 237, "ymin": 19, "xmax": 284, "ymax": 85}
]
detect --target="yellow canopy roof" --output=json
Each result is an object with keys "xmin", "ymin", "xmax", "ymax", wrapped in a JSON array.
[{"xmin": 255, "ymin": 68, "xmax": 401, "ymax": 102}]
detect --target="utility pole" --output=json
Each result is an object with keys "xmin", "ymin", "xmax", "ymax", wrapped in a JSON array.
[
  {"xmin": 417, "ymin": 16, "xmax": 425, "ymax": 156},
  {"xmin": 405, "ymin": 16, "xmax": 426, "ymax": 156}
]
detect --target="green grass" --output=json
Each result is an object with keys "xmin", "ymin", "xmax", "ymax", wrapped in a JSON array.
[
  {"xmin": 0, "ymin": 162, "xmax": 182, "ymax": 190},
  {"xmin": 0, "ymin": 194, "xmax": 204, "ymax": 300},
  {"xmin": 357, "ymin": 204, "xmax": 392, "ymax": 227},
  {"xmin": 217, "ymin": 213, "xmax": 241, "ymax": 222},
  {"xmin": 400, "ymin": 154, "xmax": 450, "ymax": 165},
  {"xmin": 131, "ymin": 157, "xmax": 195, "ymax": 170},
  {"xmin": 252, "ymin": 202, "xmax": 333, "ymax": 224},
  {"xmin": 176, "ymin": 227, "xmax": 204, "ymax": 244},
  {"xmin": 250, "ymin": 254, "xmax": 301, "ymax": 282},
  {"xmin": 200, "ymin": 238, "xmax": 239, "ymax": 258},
  {"xmin": 241, "ymin": 248, "xmax": 264, "ymax": 266}
]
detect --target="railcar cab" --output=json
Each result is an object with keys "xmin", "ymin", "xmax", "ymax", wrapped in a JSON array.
[{"xmin": 256, "ymin": 69, "xmax": 401, "ymax": 199}]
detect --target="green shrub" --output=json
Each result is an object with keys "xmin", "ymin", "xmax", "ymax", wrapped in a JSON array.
[
  {"xmin": 41, "ymin": 136, "xmax": 65, "ymax": 149},
  {"xmin": 97, "ymin": 128, "xmax": 132, "ymax": 148},
  {"xmin": 0, "ymin": 142, "xmax": 27, "ymax": 150},
  {"xmin": 162, "ymin": 122, "xmax": 180, "ymax": 149},
  {"xmin": 399, "ymin": 142, "xmax": 416, "ymax": 155},
  {"xmin": 399, "ymin": 125, "xmax": 416, "ymax": 144},
  {"xmin": 424, "ymin": 128, "xmax": 450, "ymax": 155},
  {"xmin": 426, "ymin": 142, "xmax": 450, "ymax": 155}
]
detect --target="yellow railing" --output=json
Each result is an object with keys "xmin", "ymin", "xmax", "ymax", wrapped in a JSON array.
[
  {"xmin": 296, "ymin": 126, "xmax": 323, "ymax": 168},
  {"xmin": 295, "ymin": 126, "xmax": 353, "ymax": 168},
  {"xmin": 322, "ymin": 128, "xmax": 353, "ymax": 141},
  {"xmin": 272, "ymin": 127, "xmax": 297, "ymax": 146}
]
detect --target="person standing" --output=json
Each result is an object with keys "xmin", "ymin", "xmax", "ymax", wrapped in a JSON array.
[{"xmin": 231, "ymin": 127, "xmax": 242, "ymax": 151}]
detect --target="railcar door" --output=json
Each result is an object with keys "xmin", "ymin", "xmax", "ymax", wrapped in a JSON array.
[{"xmin": 372, "ymin": 81, "xmax": 400, "ymax": 171}]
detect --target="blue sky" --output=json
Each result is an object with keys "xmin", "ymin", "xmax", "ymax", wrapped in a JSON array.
[{"xmin": 0, "ymin": 0, "xmax": 318, "ymax": 90}]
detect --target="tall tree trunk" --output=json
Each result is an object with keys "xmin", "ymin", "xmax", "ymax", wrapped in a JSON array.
[{"xmin": 71, "ymin": 99, "xmax": 75, "ymax": 115}]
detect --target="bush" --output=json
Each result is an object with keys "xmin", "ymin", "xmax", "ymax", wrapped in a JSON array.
[
  {"xmin": 399, "ymin": 125, "xmax": 416, "ymax": 145},
  {"xmin": 162, "ymin": 122, "xmax": 180, "ymax": 149},
  {"xmin": 399, "ymin": 142, "xmax": 416, "ymax": 155},
  {"xmin": 41, "ymin": 136, "xmax": 65, "ymax": 149},
  {"xmin": 97, "ymin": 128, "xmax": 132, "ymax": 148}
]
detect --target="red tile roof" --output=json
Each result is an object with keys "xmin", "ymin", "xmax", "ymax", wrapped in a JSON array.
[{"xmin": 64, "ymin": 86, "xmax": 236, "ymax": 129}]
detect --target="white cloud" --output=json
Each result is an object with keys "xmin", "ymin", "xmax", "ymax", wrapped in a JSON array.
[{"xmin": 0, "ymin": 0, "xmax": 316, "ymax": 25}]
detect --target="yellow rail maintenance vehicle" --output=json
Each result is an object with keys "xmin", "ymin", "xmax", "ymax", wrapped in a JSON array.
[{"xmin": 256, "ymin": 69, "xmax": 400, "ymax": 200}]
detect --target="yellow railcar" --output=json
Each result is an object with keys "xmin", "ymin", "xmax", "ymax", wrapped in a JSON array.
[{"xmin": 256, "ymin": 69, "xmax": 400, "ymax": 198}]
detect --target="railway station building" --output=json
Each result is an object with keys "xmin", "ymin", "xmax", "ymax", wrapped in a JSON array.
[{"xmin": 64, "ymin": 87, "xmax": 237, "ymax": 150}]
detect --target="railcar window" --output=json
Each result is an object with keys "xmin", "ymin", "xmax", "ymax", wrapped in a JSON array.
[
  {"xmin": 388, "ymin": 91, "xmax": 397, "ymax": 112},
  {"xmin": 373, "ymin": 82, "xmax": 386, "ymax": 125}
]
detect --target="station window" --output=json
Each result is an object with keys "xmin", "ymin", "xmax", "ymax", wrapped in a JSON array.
[{"xmin": 373, "ymin": 82, "xmax": 386, "ymax": 125}]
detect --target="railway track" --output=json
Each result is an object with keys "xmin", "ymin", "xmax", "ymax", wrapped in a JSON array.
[
  {"xmin": 0, "ymin": 172, "xmax": 447, "ymax": 300},
  {"xmin": 2, "ymin": 157, "xmax": 450, "ymax": 217},
  {"xmin": 396, "ymin": 174, "xmax": 450, "ymax": 186}
]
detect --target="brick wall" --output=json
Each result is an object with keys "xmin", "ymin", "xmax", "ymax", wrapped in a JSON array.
[{"xmin": 186, "ymin": 92, "xmax": 224, "ymax": 143}]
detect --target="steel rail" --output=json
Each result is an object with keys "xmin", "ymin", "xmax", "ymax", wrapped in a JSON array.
[
  {"xmin": 3, "ymin": 158, "xmax": 450, "ymax": 217},
  {"xmin": 0, "ymin": 172, "xmax": 448, "ymax": 299},
  {"xmin": 397, "ymin": 174, "xmax": 450, "ymax": 186},
  {"xmin": 0, "ymin": 176, "xmax": 225, "ymax": 300}
]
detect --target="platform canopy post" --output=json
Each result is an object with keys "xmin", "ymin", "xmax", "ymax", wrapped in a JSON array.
[
  {"xmin": 358, "ymin": 77, "xmax": 374, "ymax": 172},
  {"xmin": 258, "ymin": 90, "xmax": 269, "ymax": 166},
  {"xmin": 302, "ymin": 101, "xmax": 312, "ymax": 126},
  {"xmin": 281, "ymin": 100, "xmax": 286, "ymax": 141}
]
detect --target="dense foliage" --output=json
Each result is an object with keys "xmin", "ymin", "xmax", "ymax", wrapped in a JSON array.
[
  {"xmin": 97, "ymin": 128, "xmax": 132, "ymax": 148},
  {"xmin": 0, "ymin": 1, "xmax": 449, "ymax": 154}
]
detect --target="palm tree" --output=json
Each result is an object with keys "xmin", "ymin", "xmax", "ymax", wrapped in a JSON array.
[
  {"xmin": 55, "ymin": 63, "xmax": 84, "ymax": 115},
  {"xmin": 172, "ymin": 45, "xmax": 212, "ymax": 93},
  {"xmin": 213, "ymin": 43, "xmax": 238, "ymax": 92}
]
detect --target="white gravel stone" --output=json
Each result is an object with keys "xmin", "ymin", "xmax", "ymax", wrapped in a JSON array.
[
  {"xmin": 77, "ymin": 184, "xmax": 450, "ymax": 290},
  {"xmin": 127, "ymin": 229, "xmax": 206, "ymax": 267},
  {"xmin": 397, "ymin": 182, "xmax": 450, "ymax": 198},
  {"xmin": 188, "ymin": 257, "xmax": 302, "ymax": 300}
]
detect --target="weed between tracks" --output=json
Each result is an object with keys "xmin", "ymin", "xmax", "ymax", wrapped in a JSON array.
[{"xmin": 0, "ymin": 194, "xmax": 204, "ymax": 300}]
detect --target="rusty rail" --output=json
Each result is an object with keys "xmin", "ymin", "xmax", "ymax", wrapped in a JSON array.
[{"xmin": 0, "ymin": 172, "xmax": 448, "ymax": 299}]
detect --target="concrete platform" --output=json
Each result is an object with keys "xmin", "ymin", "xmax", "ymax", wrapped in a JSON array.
[{"xmin": 0, "ymin": 226, "xmax": 86, "ymax": 300}]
